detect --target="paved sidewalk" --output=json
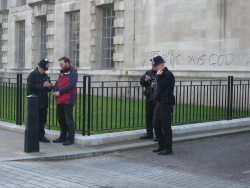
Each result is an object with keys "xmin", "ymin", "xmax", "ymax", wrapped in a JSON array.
[
  {"xmin": 1, "ymin": 132, "xmax": 250, "ymax": 188},
  {"xmin": 0, "ymin": 118, "xmax": 250, "ymax": 161},
  {"xmin": 1, "ymin": 155, "xmax": 249, "ymax": 188}
]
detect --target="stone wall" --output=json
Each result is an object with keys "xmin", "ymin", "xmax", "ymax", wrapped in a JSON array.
[
  {"xmin": 0, "ymin": 0, "xmax": 250, "ymax": 80},
  {"xmin": 131, "ymin": 0, "xmax": 250, "ymax": 78}
]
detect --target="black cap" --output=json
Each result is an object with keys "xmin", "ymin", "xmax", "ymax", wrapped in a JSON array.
[
  {"xmin": 150, "ymin": 56, "xmax": 165, "ymax": 67},
  {"xmin": 38, "ymin": 59, "xmax": 49, "ymax": 71}
]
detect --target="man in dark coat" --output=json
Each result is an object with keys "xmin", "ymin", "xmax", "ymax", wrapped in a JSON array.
[
  {"xmin": 151, "ymin": 56, "xmax": 175, "ymax": 155},
  {"xmin": 27, "ymin": 59, "xmax": 52, "ymax": 143},
  {"xmin": 140, "ymin": 65, "xmax": 157, "ymax": 139}
]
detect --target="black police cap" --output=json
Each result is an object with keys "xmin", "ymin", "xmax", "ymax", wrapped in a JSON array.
[
  {"xmin": 150, "ymin": 56, "xmax": 165, "ymax": 67},
  {"xmin": 38, "ymin": 59, "xmax": 49, "ymax": 71}
]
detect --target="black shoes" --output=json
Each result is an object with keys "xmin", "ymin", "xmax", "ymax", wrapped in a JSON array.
[
  {"xmin": 152, "ymin": 147, "xmax": 164, "ymax": 153},
  {"xmin": 53, "ymin": 137, "xmax": 66, "ymax": 143},
  {"xmin": 158, "ymin": 149, "xmax": 173, "ymax": 155},
  {"xmin": 52, "ymin": 137, "xmax": 74, "ymax": 145},
  {"xmin": 39, "ymin": 136, "xmax": 50, "ymax": 143},
  {"xmin": 140, "ymin": 134, "xmax": 153, "ymax": 139},
  {"xmin": 63, "ymin": 139, "xmax": 74, "ymax": 146},
  {"xmin": 152, "ymin": 147, "xmax": 173, "ymax": 155}
]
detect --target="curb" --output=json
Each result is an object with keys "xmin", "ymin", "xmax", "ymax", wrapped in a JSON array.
[
  {"xmin": 1, "ymin": 118, "xmax": 250, "ymax": 147},
  {"xmin": 10, "ymin": 126, "xmax": 250, "ymax": 162}
]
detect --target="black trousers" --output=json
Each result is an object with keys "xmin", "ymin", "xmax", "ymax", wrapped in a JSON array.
[
  {"xmin": 153, "ymin": 102, "xmax": 173, "ymax": 150},
  {"xmin": 145, "ymin": 98, "xmax": 154, "ymax": 136},
  {"xmin": 57, "ymin": 104, "xmax": 75, "ymax": 141},
  {"xmin": 39, "ymin": 108, "xmax": 47, "ymax": 139}
]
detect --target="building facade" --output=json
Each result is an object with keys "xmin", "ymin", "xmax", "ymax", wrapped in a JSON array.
[{"xmin": 0, "ymin": 0, "xmax": 249, "ymax": 80}]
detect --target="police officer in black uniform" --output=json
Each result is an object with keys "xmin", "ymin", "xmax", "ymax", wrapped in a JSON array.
[
  {"xmin": 151, "ymin": 56, "xmax": 175, "ymax": 155},
  {"xmin": 139, "ymin": 65, "xmax": 157, "ymax": 139},
  {"xmin": 27, "ymin": 59, "xmax": 52, "ymax": 143}
]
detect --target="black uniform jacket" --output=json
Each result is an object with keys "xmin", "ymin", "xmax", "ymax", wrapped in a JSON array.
[
  {"xmin": 154, "ymin": 67, "xmax": 175, "ymax": 104},
  {"xmin": 140, "ymin": 69, "xmax": 157, "ymax": 99},
  {"xmin": 27, "ymin": 68, "xmax": 52, "ymax": 109}
]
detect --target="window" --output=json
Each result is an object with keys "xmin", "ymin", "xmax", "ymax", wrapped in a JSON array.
[
  {"xmin": 16, "ymin": 0, "xmax": 26, "ymax": 7},
  {"xmin": 21, "ymin": 0, "xmax": 26, "ymax": 6},
  {"xmin": 18, "ymin": 21, "xmax": 25, "ymax": 68},
  {"xmin": 1, "ymin": 0, "xmax": 7, "ymax": 10},
  {"xmin": 0, "ymin": 25, "xmax": 2, "ymax": 69},
  {"xmin": 69, "ymin": 11, "xmax": 80, "ymax": 68},
  {"xmin": 40, "ymin": 17, "xmax": 47, "ymax": 59},
  {"xmin": 102, "ymin": 5, "xmax": 115, "ymax": 69}
]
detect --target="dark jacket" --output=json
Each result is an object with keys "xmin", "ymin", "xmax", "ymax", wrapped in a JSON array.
[
  {"xmin": 140, "ymin": 69, "xmax": 157, "ymax": 100},
  {"xmin": 53, "ymin": 66, "xmax": 78, "ymax": 106},
  {"xmin": 154, "ymin": 67, "xmax": 175, "ymax": 104},
  {"xmin": 27, "ymin": 68, "xmax": 51, "ymax": 109}
]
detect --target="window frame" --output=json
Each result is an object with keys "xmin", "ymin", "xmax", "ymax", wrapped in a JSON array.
[
  {"xmin": 40, "ymin": 17, "xmax": 47, "ymax": 59},
  {"xmin": 68, "ymin": 11, "xmax": 80, "ymax": 68},
  {"xmin": 1, "ymin": 0, "xmax": 7, "ymax": 10},
  {"xmin": 101, "ymin": 4, "xmax": 115, "ymax": 69},
  {"xmin": 18, "ymin": 21, "xmax": 25, "ymax": 69}
]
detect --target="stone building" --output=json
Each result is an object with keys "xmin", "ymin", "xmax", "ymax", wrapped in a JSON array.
[{"xmin": 0, "ymin": 0, "xmax": 249, "ymax": 80}]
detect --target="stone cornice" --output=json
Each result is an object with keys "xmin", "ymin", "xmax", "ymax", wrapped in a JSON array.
[
  {"xmin": 0, "ymin": 9, "xmax": 9, "ymax": 14},
  {"xmin": 28, "ymin": 0, "xmax": 55, "ymax": 7}
]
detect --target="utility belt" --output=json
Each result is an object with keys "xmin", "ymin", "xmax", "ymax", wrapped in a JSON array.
[
  {"xmin": 143, "ymin": 89, "xmax": 153, "ymax": 99},
  {"xmin": 157, "ymin": 95, "xmax": 175, "ymax": 105}
]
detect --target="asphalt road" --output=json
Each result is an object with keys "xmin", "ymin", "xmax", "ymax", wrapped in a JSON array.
[{"xmin": 120, "ymin": 131, "xmax": 250, "ymax": 184}]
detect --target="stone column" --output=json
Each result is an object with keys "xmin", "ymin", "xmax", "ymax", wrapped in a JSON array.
[
  {"xmin": 90, "ymin": 0, "xmax": 125, "ymax": 69},
  {"xmin": 113, "ymin": 0, "xmax": 125, "ymax": 69},
  {"xmin": 46, "ymin": 3, "xmax": 55, "ymax": 66},
  {"xmin": 0, "ymin": 8, "xmax": 9, "ymax": 69},
  {"xmin": 28, "ymin": 0, "xmax": 55, "ymax": 68},
  {"xmin": 90, "ymin": 0, "xmax": 96, "ymax": 64}
]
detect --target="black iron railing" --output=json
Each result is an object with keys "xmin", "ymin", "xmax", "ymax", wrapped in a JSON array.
[{"xmin": 0, "ymin": 74, "xmax": 249, "ymax": 135}]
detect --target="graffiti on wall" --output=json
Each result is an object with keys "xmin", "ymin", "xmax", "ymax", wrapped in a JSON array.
[
  {"xmin": 187, "ymin": 54, "xmax": 234, "ymax": 67},
  {"xmin": 136, "ymin": 50, "xmax": 180, "ymax": 68},
  {"xmin": 136, "ymin": 50, "xmax": 237, "ymax": 69}
]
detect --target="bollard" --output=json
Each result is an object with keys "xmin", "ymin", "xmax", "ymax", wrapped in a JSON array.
[{"xmin": 24, "ymin": 94, "xmax": 39, "ymax": 152}]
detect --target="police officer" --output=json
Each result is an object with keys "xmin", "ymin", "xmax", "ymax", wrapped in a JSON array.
[
  {"xmin": 139, "ymin": 65, "xmax": 157, "ymax": 139},
  {"xmin": 151, "ymin": 56, "xmax": 175, "ymax": 155},
  {"xmin": 27, "ymin": 59, "xmax": 52, "ymax": 143}
]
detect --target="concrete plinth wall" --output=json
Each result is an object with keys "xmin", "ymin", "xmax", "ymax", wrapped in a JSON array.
[{"xmin": 0, "ymin": 0, "xmax": 249, "ymax": 80}]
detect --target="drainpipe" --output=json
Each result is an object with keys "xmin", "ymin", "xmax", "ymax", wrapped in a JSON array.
[
  {"xmin": 132, "ymin": 0, "xmax": 136, "ymax": 67},
  {"xmin": 127, "ymin": 0, "xmax": 136, "ymax": 95}
]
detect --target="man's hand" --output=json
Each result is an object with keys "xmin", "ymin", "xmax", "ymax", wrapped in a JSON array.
[
  {"xmin": 157, "ymin": 69, "xmax": 163, "ymax": 75},
  {"xmin": 145, "ymin": 75, "xmax": 150, "ymax": 81},
  {"xmin": 151, "ymin": 81, "xmax": 155, "ymax": 88},
  {"xmin": 52, "ymin": 91, "xmax": 60, "ymax": 97},
  {"xmin": 43, "ymin": 81, "xmax": 51, "ymax": 88}
]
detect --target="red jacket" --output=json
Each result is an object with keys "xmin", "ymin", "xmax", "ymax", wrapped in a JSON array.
[{"xmin": 54, "ymin": 66, "xmax": 78, "ymax": 105}]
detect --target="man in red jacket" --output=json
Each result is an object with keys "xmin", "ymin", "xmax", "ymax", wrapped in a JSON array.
[{"xmin": 52, "ymin": 57, "xmax": 78, "ymax": 146}]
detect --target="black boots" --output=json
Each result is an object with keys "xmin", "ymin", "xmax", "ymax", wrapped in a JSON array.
[
  {"xmin": 158, "ymin": 149, "xmax": 173, "ymax": 155},
  {"xmin": 140, "ymin": 134, "xmax": 153, "ymax": 139},
  {"xmin": 152, "ymin": 147, "xmax": 164, "ymax": 152},
  {"xmin": 53, "ymin": 137, "xmax": 66, "ymax": 143},
  {"xmin": 152, "ymin": 147, "xmax": 173, "ymax": 155},
  {"xmin": 63, "ymin": 139, "xmax": 74, "ymax": 146},
  {"xmin": 39, "ymin": 136, "xmax": 50, "ymax": 143},
  {"xmin": 52, "ymin": 137, "xmax": 74, "ymax": 146}
]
